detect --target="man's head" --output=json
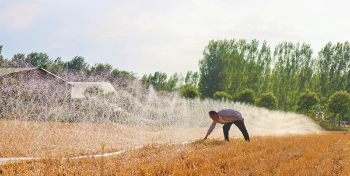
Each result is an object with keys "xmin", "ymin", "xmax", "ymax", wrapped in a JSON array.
[{"xmin": 209, "ymin": 111, "xmax": 219, "ymax": 120}]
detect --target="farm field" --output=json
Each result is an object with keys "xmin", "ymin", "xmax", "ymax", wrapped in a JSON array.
[
  {"xmin": 1, "ymin": 120, "xmax": 349, "ymax": 175},
  {"xmin": 0, "ymin": 120, "xmax": 224, "ymax": 158}
]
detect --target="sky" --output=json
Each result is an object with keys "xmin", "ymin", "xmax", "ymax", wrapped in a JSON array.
[{"xmin": 1, "ymin": 0, "xmax": 349, "ymax": 78}]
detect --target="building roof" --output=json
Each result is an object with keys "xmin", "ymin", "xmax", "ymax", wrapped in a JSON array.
[
  {"xmin": 0, "ymin": 68, "xmax": 116, "ymax": 99},
  {"xmin": 69, "ymin": 82, "xmax": 117, "ymax": 99},
  {"xmin": 0, "ymin": 68, "xmax": 37, "ymax": 76},
  {"xmin": 0, "ymin": 67, "xmax": 70, "ymax": 83}
]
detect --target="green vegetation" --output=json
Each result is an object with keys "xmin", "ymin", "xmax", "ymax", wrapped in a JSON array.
[
  {"xmin": 235, "ymin": 88, "xmax": 256, "ymax": 105},
  {"xmin": 296, "ymin": 89, "xmax": 320, "ymax": 116},
  {"xmin": 0, "ymin": 52, "xmax": 135, "ymax": 81},
  {"xmin": 327, "ymin": 91, "xmax": 350, "ymax": 127},
  {"xmin": 27, "ymin": 52, "xmax": 51, "ymax": 69},
  {"xmin": 181, "ymin": 85, "xmax": 201, "ymax": 99},
  {"xmin": 1, "ymin": 39, "xmax": 350, "ymax": 126},
  {"xmin": 256, "ymin": 92, "xmax": 278, "ymax": 110},
  {"xmin": 213, "ymin": 91, "xmax": 232, "ymax": 101},
  {"xmin": 84, "ymin": 85, "xmax": 104, "ymax": 97},
  {"xmin": 195, "ymin": 39, "xmax": 350, "ymax": 125}
]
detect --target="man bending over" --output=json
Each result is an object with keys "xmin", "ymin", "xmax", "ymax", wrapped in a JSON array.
[{"xmin": 204, "ymin": 109, "xmax": 250, "ymax": 141}]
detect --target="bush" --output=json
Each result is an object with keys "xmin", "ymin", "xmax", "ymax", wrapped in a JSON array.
[
  {"xmin": 256, "ymin": 92, "xmax": 278, "ymax": 110},
  {"xmin": 296, "ymin": 89, "xmax": 320, "ymax": 116},
  {"xmin": 181, "ymin": 86, "xmax": 201, "ymax": 99},
  {"xmin": 213, "ymin": 91, "xmax": 232, "ymax": 101},
  {"xmin": 157, "ymin": 90, "xmax": 171, "ymax": 97},
  {"xmin": 84, "ymin": 85, "xmax": 104, "ymax": 97},
  {"xmin": 235, "ymin": 88, "xmax": 255, "ymax": 105}
]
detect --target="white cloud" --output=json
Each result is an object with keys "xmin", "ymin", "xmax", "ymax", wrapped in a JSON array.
[
  {"xmin": 81, "ymin": 0, "xmax": 350, "ymax": 76},
  {"xmin": 0, "ymin": 1, "xmax": 44, "ymax": 29},
  {"xmin": 1, "ymin": 0, "xmax": 350, "ymax": 76}
]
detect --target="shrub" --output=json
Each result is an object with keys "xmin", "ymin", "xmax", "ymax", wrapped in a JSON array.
[
  {"xmin": 84, "ymin": 85, "xmax": 104, "ymax": 97},
  {"xmin": 296, "ymin": 89, "xmax": 320, "ymax": 116},
  {"xmin": 181, "ymin": 86, "xmax": 201, "ymax": 99},
  {"xmin": 157, "ymin": 90, "xmax": 171, "ymax": 97},
  {"xmin": 327, "ymin": 91, "xmax": 350, "ymax": 128},
  {"xmin": 213, "ymin": 91, "xmax": 232, "ymax": 101},
  {"xmin": 256, "ymin": 92, "xmax": 278, "ymax": 110},
  {"xmin": 235, "ymin": 88, "xmax": 255, "ymax": 105}
]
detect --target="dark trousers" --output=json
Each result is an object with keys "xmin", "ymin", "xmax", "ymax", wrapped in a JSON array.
[{"xmin": 223, "ymin": 121, "xmax": 250, "ymax": 141}]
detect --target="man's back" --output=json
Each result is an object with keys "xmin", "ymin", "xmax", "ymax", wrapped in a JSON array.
[{"xmin": 218, "ymin": 109, "xmax": 243, "ymax": 122}]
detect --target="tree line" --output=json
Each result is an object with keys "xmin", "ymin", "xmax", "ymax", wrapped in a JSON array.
[
  {"xmin": 198, "ymin": 39, "xmax": 350, "ymax": 124},
  {"xmin": 2, "ymin": 40, "xmax": 350, "ymax": 124},
  {"xmin": 0, "ymin": 49, "xmax": 135, "ymax": 82}
]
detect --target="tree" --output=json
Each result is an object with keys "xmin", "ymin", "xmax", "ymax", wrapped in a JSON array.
[
  {"xmin": 9, "ymin": 53, "xmax": 31, "ymax": 67},
  {"xmin": 181, "ymin": 85, "xmax": 201, "ymax": 99},
  {"xmin": 327, "ymin": 91, "xmax": 350, "ymax": 128},
  {"xmin": 26, "ymin": 52, "xmax": 51, "ymax": 69},
  {"xmin": 166, "ymin": 72, "xmax": 180, "ymax": 92},
  {"xmin": 213, "ymin": 91, "xmax": 232, "ymax": 101},
  {"xmin": 256, "ymin": 92, "xmax": 278, "ymax": 110},
  {"xmin": 112, "ymin": 69, "xmax": 135, "ymax": 80},
  {"xmin": 93, "ymin": 63, "xmax": 112, "ymax": 74},
  {"xmin": 0, "ymin": 45, "xmax": 4, "ymax": 66},
  {"xmin": 235, "ymin": 88, "xmax": 256, "ymax": 105},
  {"xmin": 148, "ymin": 71, "xmax": 167, "ymax": 91},
  {"xmin": 52, "ymin": 57, "xmax": 66, "ymax": 74},
  {"xmin": 198, "ymin": 40, "xmax": 227, "ymax": 98},
  {"xmin": 67, "ymin": 56, "xmax": 88, "ymax": 71},
  {"xmin": 296, "ymin": 89, "xmax": 320, "ymax": 116},
  {"xmin": 112, "ymin": 69, "xmax": 122, "ymax": 78},
  {"xmin": 184, "ymin": 71, "xmax": 199, "ymax": 88},
  {"xmin": 120, "ymin": 70, "xmax": 136, "ymax": 80}
]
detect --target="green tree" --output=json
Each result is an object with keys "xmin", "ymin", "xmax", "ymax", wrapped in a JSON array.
[
  {"xmin": 235, "ymin": 88, "xmax": 255, "ymax": 105},
  {"xmin": 67, "ymin": 56, "xmax": 88, "ymax": 71},
  {"xmin": 118, "ymin": 70, "xmax": 135, "ymax": 80},
  {"xmin": 213, "ymin": 91, "xmax": 232, "ymax": 101},
  {"xmin": 198, "ymin": 39, "xmax": 271, "ymax": 100},
  {"xmin": 140, "ymin": 74, "xmax": 150, "ymax": 87},
  {"xmin": 181, "ymin": 85, "xmax": 201, "ymax": 99},
  {"xmin": 93, "ymin": 63, "xmax": 112, "ymax": 74},
  {"xmin": 184, "ymin": 71, "xmax": 199, "ymax": 88},
  {"xmin": 9, "ymin": 53, "xmax": 28, "ymax": 67},
  {"xmin": 51, "ymin": 57, "xmax": 66, "ymax": 74},
  {"xmin": 198, "ymin": 40, "xmax": 227, "ymax": 97},
  {"xmin": 327, "ymin": 91, "xmax": 350, "ymax": 128},
  {"xmin": 296, "ymin": 89, "xmax": 320, "ymax": 116},
  {"xmin": 149, "ymin": 72, "xmax": 167, "ymax": 91},
  {"xmin": 0, "ymin": 45, "xmax": 4, "ymax": 66},
  {"xmin": 166, "ymin": 72, "xmax": 180, "ymax": 91},
  {"xmin": 112, "ymin": 69, "xmax": 122, "ymax": 78},
  {"xmin": 26, "ymin": 52, "xmax": 51, "ymax": 69},
  {"xmin": 256, "ymin": 92, "xmax": 278, "ymax": 110}
]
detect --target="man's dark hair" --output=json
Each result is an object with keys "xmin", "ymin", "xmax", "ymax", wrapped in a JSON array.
[{"xmin": 209, "ymin": 111, "xmax": 217, "ymax": 115}]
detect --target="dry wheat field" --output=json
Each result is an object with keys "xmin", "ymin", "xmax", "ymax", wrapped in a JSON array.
[
  {"xmin": 0, "ymin": 120, "xmax": 223, "ymax": 158},
  {"xmin": 0, "ymin": 120, "xmax": 349, "ymax": 175}
]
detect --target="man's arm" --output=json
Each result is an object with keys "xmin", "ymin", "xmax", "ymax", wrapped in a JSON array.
[{"xmin": 204, "ymin": 121, "xmax": 216, "ymax": 139}]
